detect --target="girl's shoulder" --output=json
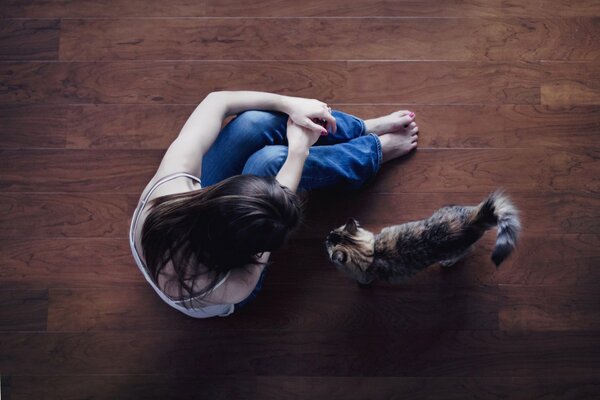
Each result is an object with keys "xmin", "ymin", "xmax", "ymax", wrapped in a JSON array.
[{"xmin": 142, "ymin": 172, "xmax": 202, "ymax": 204}]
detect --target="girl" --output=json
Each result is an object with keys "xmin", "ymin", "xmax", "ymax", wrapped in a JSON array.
[{"xmin": 129, "ymin": 91, "xmax": 419, "ymax": 318}]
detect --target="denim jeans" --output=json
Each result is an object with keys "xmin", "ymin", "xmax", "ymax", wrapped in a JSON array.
[
  {"xmin": 200, "ymin": 110, "xmax": 382, "ymax": 191},
  {"xmin": 199, "ymin": 110, "xmax": 382, "ymax": 309}
]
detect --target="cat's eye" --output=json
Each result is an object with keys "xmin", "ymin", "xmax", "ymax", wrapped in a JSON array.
[{"xmin": 326, "ymin": 232, "xmax": 342, "ymax": 245}]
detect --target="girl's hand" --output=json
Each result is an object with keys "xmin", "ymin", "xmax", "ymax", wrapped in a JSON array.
[
  {"xmin": 286, "ymin": 118, "xmax": 322, "ymax": 154},
  {"xmin": 283, "ymin": 97, "xmax": 337, "ymax": 135}
]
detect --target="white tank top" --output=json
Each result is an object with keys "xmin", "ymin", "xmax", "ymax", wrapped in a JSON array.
[{"xmin": 129, "ymin": 172, "xmax": 234, "ymax": 318}]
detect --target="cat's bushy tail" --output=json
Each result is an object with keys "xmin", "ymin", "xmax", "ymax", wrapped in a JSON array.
[{"xmin": 472, "ymin": 191, "xmax": 520, "ymax": 267}]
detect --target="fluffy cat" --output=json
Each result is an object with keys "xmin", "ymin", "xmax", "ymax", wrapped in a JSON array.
[{"xmin": 325, "ymin": 191, "xmax": 520, "ymax": 285}]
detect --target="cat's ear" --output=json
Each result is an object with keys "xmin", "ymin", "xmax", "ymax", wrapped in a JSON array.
[
  {"xmin": 332, "ymin": 250, "xmax": 347, "ymax": 264},
  {"xmin": 345, "ymin": 218, "xmax": 359, "ymax": 234}
]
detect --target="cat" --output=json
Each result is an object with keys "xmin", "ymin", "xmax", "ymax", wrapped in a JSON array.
[{"xmin": 325, "ymin": 191, "xmax": 520, "ymax": 285}]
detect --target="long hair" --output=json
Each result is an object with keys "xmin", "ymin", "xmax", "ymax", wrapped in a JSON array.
[{"xmin": 141, "ymin": 175, "xmax": 303, "ymax": 301}]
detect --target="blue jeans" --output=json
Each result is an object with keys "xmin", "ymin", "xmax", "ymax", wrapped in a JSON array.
[
  {"xmin": 200, "ymin": 110, "xmax": 382, "ymax": 191},
  {"xmin": 200, "ymin": 110, "xmax": 382, "ymax": 309}
]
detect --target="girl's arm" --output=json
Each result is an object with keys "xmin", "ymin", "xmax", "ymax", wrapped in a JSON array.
[
  {"xmin": 153, "ymin": 91, "xmax": 336, "ymax": 180},
  {"xmin": 274, "ymin": 118, "xmax": 322, "ymax": 192}
]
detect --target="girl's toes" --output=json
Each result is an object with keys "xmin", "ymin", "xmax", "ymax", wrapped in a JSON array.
[
  {"xmin": 409, "ymin": 122, "xmax": 417, "ymax": 128},
  {"xmin": 410, "ymin": 126, "xmax": 419, "ymax": 134},
  {"xmin": 411, "ymin": 134, "xmax": 418, "ymax": 142}
]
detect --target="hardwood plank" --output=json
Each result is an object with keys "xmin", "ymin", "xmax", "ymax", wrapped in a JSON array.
[
  {"xmin": 5, "ymin": 376, "xmax": 600, "ymax": 400},
  {"xmin": 46, "ymin": 285, "xmax": 499, "ymax": 332},
  {"xmin": 0, "ymin": 234, "xmax": 597, "ymax": 291},
  {"xmin": 0, "ymin": 61, "xmax": 541, "ymax": 105},
  {"xmin": 1, "ymin": 148, "xmax": 596, "ymax": 193},
  {"xmin": 542, "ymin": 62, "xmax": 600, "ymax": 106},
  {"xmin": 0, "ymin": 62, "xmax": 67, "ymax": 103},
  {"xmin": 4, "ymin": 103, "xmax": 599, "ymax": 150},
  {"xmin": 0, "ymin": 290, "xmax": 47, "ymax": 331},
  {"xmin": 369, "ymin": 148, "xmax": 599, "ymax": 194},
  {"xmin": 0, "ymin": 105, "xmax": 67, "ymax": 149},
  {"xmin": 65, "ymin": 104, "xmax": 192, "ymax": 149},
  {"xmin": 1, "ymin": 331, "xmax": 599, "ymax": 376},
  {"xmin": 303, "ymin": 192, "xmax": 600, "ymax": 235},
  {"xmin": 0, "ymin": 238, "xmax": 142, "ymax": 289},
  {"xmin": 1, "ymin": 234, "xmax": 597, "ymax": 290},
  {"xmin": 59, "ymin": 18, "xmax": 600, "ymax": 62},
  {"xmin": 254, "ymin": 377, "xmax": 600, "ymax": 400},
  {"xmin": 0, "ymin": 193, "xmax": 137, "ymax": 238},
  {"xmin": 269, "ymin": 234, "xmax": 600, "ymax": 288},
  {"xmin": 2, "ymin": 0, "xmax": 600, "ymax": 18},
  {"xmin": 0, "ymin": 19, "xmax": 59, "ymax": 60},
  {"xmin": 6, "ymin": 376, "xmax": 254, "ymax": 400},
  {"xmin": 499, "ymin": 286, "xmax": 600, "ymax": 331},
  {"xmin": 0, "ymin": 191, "xmax": 596, "ymax": 238},
  {"xmin": 64, "ymin": 104, "xmax": 600, "ymax": 150},
  {"xmin": 0, "ymin": 150, "xmax": 159, "ymax": 192}
]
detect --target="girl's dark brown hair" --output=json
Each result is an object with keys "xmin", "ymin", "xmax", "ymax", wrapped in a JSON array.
[{"xmin": 141, "ymin": 174, "xmax": 302, "ymax": 300}]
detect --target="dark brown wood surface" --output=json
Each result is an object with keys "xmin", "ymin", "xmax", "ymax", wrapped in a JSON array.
[{"xmin": 0, "ymin": 1, "xmax": 599, "ymax": 399}]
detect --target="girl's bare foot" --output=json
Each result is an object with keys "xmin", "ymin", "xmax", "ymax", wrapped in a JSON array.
[
  {"xmin": 364, "ymin": 110, "xmax": 416, "ymax": 136},
  {"xmin": 379, "ymin": 124, "xmax": 419, "ymax": 163},
  {"xmin": 364, "ymin": 110, "xmax": 419, "ymax": 162}
]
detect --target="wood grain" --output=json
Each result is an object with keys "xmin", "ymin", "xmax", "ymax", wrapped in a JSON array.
[
  {"xmin": 369, "ymin": 148, "xmax": 599, "ymax": 194},
  {"xmin": 46, "ymin": 285, "xmax": 499, "ymax": 332},
  {"xmin": 0, "ymin": 61, "xmax": 542, "ymax": 105},
  {"xmin": 59, "ymin": 18, "xmax": 600, "ymax": 62},
  {"xmin": 1, "ymin": 148, "xmax": 597, "ymax": 193},
  {"xmin": 0, "ymin": 239, "xmax": 143, "ymax": 289},
  {"xmin": 3, "ymin": 103, "xmax": 599, "ymax": 151},
  {"xmin": 0, "ymin": 19, "xmax": 59, "ymax": 60},
  {"xmin": 542, "ymin": 62, "xmax": 600, "ymax": 106},
  {"xmin": 1, "ymin": 234, "xmax": 597, "ymax": 290},
  {"xmin": 0, "ymin": 191, "xmax": 597, "ymax": 238},
  {"xmin": 499, "ymin": 286, "xmax": 600, "ymax": 331},
  {"xmin": 0, "ymin": 105, "xmax": 67, "ymax": 148},
  {"xmin": 1, "ymin": 330, "xmax": 599, "ymax": 376},
  {"xmin": 0, "ymin": 150, "xmax": 159, "ymax": 192},
  {"xmin": 0, "ymin": 290, "xmax": 47, "ymax": 331},
  {"xmin": 8, "ymin": 375, "xmax": 593, "ymax": 400},
  {"xmin": 4, "ymin": 376, "xmax": 600, "ymax": 400},
  {"xmin": 0, "ymin": 193, "xmax": 137, "ymax": 237},
  {"xmin": 2, "ymin": 0, "xmax": 600, "ymax": 18},
  {"xmin": 303, "ymin": 192, "xmax": 600, "ymax": 235},
  {"xmin": 65, "ymin": 104, "xmax": 192, "ymax": 149}
]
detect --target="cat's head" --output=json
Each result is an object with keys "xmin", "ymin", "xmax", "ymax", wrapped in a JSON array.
[{"xmin": 325, "ymin": 218, "xmax": 375, "ymax": 282}]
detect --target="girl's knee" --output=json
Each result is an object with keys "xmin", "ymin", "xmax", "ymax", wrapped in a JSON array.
[
  {"xmin": 235, "ymin": 110, "xmax": 286, "ymax": 130},
  {"xmin": 242, "ymin": 146, "xmax": 288, "ymax": 177}
]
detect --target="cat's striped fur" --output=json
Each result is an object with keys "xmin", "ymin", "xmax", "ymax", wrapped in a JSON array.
[{"xmin": 325, "ymin": 191, "xmax": 520, "ymax": 285}]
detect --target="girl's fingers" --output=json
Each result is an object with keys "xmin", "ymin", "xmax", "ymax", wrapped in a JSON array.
[
  {"xmin": 318, "ymin": 110, "xmax": 337, "ymax": 134},
  {"xmin": 305, "ymin": 118, "xmax": 328, "ymax": 134}
]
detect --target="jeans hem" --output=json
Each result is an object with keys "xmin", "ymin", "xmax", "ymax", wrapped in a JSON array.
[
  {"xmin": 359, "ymin": 118, "xmax": 368, "ymax": 136},
  {"xmin": 369, "ymin": 133, "xmax": 383, "ymax": 173}
]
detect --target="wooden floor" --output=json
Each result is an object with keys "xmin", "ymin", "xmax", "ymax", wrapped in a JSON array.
[{"xmin": 1, "ymin": 1, "xmax": 600, "ymax": 399}]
